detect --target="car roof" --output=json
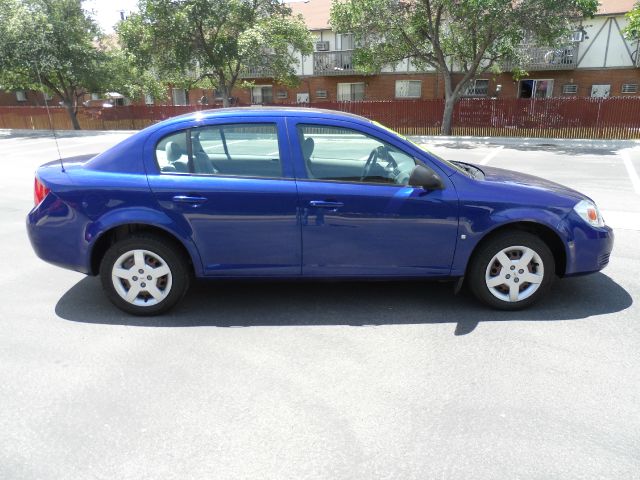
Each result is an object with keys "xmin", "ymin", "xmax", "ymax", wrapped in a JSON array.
[{"xmin": 150, "ymin": 106, "xmax": 374, "ymax": 130}]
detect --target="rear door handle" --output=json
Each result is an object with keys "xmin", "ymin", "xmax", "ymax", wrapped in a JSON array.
[
  {"xmin": 172, "ymin": 195, "xmax": 208, "ymax": 205},
  {"xmin": 308, "ymin": 200, "xmax": 344, "ymax": 209}
]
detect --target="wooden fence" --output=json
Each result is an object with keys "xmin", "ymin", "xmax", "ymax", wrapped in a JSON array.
[{"xmin": 1, "ymin": 97, "xmax": 640, "ymax": 138}]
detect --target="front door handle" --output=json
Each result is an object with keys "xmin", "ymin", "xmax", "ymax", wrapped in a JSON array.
[
  {"xmin": 308, "ymin": 200, "xmax": 344, "ymax": 209},
  {"xmin": 172, "ymin": 195, "xmax": 208, "ymax": 206}
]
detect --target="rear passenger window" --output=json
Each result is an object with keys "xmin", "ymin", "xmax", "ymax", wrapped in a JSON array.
[
  {"xmin": 156, "ymin": 123, "xmax": 282, "ymax": 178},
  {"xmin": 156, "ymin": 131, "xmax": 190, "ymax": 173}
]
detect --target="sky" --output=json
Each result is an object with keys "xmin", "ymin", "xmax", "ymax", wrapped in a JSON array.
[{"xmin": 84, "ymin": 0, "xmax": 138, "ymax": 33}]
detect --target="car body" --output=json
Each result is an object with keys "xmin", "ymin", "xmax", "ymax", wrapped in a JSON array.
[{"xmin": 27, "ymin": 107, "xmax": 614, "ymax": 314}]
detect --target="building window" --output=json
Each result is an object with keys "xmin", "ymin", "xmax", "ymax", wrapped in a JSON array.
[
  {"xmin": 590, "ymin": 84, "xmax": 610, "ymax": 98},
  {"xmin": 250, "ymin": 86, "xmax": 273, "ymax": 104},
  {"xmin": 91, "ymin": 92, "xmax": 100, "ymax": 100},
  {"xmin": 315, "ymin": 90, "xmax": 328, "ymax": 99},
  {"xmin": 395, "ymin": 80, "xmax": 422, "ymax": 98},
  {"xmin": 172, "ymin": 88, "xmax": 187, "ymax": 105},
  {"xmin": 622, "ymin": 83, "xmax": 638, "ymax": 94},
  {"xmin": 562, "ymin": 84, "xmax": 578, "ymax": 95},
  {"xmin": 336, "ymin": 33, "xmax": 355, "ymax": 50},
  {"xmin": 43, "ymin": 92, "xmax": 52, "ymax": 101},
  {"xmin": 15, "ymin": 90, "xmax": 27, "ymax": 102},
  {"xmin": 144, "ymin": 94, "xmax": 154, "ymax": 105},
  {"xmin": 464, "ymin": 79, "xmax": 489, "ymax": 96},
  {"xmin": 276, "ymin": 90, "xmax": 288, "ymax": 99},
  {"xmin": 337, "ymin": 82, "xmax": 365, "ymax": 101},
  {"xmin": 519, "ymin": 79, "xmax": 554, "ymax": 98}
]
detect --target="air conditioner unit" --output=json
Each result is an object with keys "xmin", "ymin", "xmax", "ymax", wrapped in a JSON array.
[{"xmin": 315, "ymin": 41, "xmax": 330, "ymax": 51}]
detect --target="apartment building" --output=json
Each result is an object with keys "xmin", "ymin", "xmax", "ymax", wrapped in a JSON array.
[{"xmin": 230, "ymin": 0, "xmax": 640, "ymax": 104}]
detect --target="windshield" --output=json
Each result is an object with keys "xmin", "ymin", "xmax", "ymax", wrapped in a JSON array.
[{"xmin": 372, "ymin": 121, "xmax": 470, "ymax": 176}]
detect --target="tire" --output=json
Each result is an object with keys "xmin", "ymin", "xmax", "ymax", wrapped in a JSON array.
[
  {"xmin": 99, "ymin": 233, "xmax": 191, "ymax": 316},
  {"xmin": 468, "ymin": 231, "xmax": 555, "ymax": 310}
]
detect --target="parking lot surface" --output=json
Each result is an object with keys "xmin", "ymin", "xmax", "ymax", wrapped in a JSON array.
[{"xmin": 0, "ymin": 129, "xmax": 638, "ymax": 479}]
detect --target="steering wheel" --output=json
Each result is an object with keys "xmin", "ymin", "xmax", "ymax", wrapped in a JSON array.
[
  {"xmin": 360, "ymin": 146, "xmax": 397, "ymax": 181},
  {"xmin": 360, "ymin": 147, "xmax": 380, "ymax": 181}
]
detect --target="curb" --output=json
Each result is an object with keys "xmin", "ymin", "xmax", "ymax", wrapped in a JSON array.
[
  {"xmin": 409, "ymin": 135, "xmax": 640, "ymax": 149},
  {"xmin": 0, "ymin": 129, "xmax": 138, "ymax": 138},
  {"xmin": 2, "ymin": 128, "xmax": 639, "ymax": 149}
]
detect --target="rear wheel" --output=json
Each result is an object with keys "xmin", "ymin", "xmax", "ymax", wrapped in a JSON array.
[
  {"xmin": 100, "ymin": 234, "xmax": 190, "ymax": 315},
  {"xmin": 468, "ymin": 232, "xmax": 555, "ymax": 310}
]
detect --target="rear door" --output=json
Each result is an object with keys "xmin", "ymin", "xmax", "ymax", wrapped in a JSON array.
[{"xmin": 146, "ymin": 117, "xmax": 301, "ymax": 277}]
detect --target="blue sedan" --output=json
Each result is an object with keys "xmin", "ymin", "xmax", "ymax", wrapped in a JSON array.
[{"xmin": 27, "ymin": 108, "xmax": 614, "ymax": 315}]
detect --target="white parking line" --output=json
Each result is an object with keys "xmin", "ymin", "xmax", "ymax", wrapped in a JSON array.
[
  {"xmin": 621, "ymin": 151, "xmax": 640, "ymax": 195},
  {"xmin": 479, "ymin": 146, "xmax": 504, "ymax": 165}
]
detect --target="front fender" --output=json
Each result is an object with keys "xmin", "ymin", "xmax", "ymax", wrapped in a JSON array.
[
  {"xmin": 450, "ymin": 205, "xmax": 570, "ymax": 276},
  {"xmin": 85, "ymin": 207, "xmax": 205, "ymax": 276}
]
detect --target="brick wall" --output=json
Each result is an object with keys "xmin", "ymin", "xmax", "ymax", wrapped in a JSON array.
[{"xmin": 229, "ymin": 68, "xmax": 640, "ymax": 104}]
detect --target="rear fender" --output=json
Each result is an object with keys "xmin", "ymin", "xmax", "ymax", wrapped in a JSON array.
[{"xmin": 85, "ymin": 207, "xmax": 204, "ymax": 276}]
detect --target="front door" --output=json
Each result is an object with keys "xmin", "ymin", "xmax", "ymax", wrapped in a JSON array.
[
  {"xmin": 147, "ymin": 119, "xmax": 300, "ymax": 276},
  {"xmin": 289, "ymin": 120, "xmax": 459, "ymax": 277}
]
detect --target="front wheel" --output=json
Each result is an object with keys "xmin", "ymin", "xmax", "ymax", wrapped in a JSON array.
[
  {"xmin": 468, "ymin": 232, "xmax": 555, "ymax": 310},
  {"xmin": 100, "ymin": 234, "xmax": 191, "ymax": 316}
]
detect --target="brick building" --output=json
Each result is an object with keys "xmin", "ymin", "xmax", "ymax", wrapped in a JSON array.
[{"xmin": 226, "ymin": 0, "xmax": 640, "ymax": 105}]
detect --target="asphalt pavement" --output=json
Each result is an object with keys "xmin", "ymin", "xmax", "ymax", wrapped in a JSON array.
[{"xmin": 0, "ymin": 129, "xmax": 638, "ymax": 479}]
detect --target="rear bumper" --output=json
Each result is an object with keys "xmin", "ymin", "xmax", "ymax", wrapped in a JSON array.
[
  {"xmin": 27, "ymin": 195, "xmax": 92, "ymax": 275},
  {"xmin": 564, "ymin": 222, "xmax": 614, "ymax": 276}
]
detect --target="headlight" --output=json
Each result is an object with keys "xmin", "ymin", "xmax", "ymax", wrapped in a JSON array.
[{"xmin": 573, "ymin": 200, "xmax": 605, "ymax": 227}]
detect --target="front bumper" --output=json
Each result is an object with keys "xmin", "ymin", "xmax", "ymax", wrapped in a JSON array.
[{"xmin": 564, "ymin": 220, "xmax": 614, "ymax": 276}]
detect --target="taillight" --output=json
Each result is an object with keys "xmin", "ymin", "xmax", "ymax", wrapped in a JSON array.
[{"xmin": 34, "ymin": 177, "xmax": 50, "ymax": 206}]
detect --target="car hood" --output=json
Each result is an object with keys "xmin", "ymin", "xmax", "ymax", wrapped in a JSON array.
[{"xmin": 477, "ymin": 165, "xmax": 588, "ymax": 202}]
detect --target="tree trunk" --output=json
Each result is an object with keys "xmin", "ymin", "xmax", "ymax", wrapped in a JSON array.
[
  {"xmin": 440, "ymin": 71, "xmax": 456, "ymax": 136},
  {"xmin": 63, "ymin": 101, "xmax": 81, "ymax": 130},
  {"xmin": 441, "ymin": 95, "xmax": 456, "ymax": 136},
  {"xmin": 221, "ymin": 85, "xmax": 230, "ymax": 108}
]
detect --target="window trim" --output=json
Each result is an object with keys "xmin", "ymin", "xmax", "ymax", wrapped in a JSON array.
[
  {"xmin": 395, "ymin": 80, "xmax": 422, "ymax": 99},
  {"xmin": 154, "ymin": 122, "xmax": 285, "ymax": 180}
]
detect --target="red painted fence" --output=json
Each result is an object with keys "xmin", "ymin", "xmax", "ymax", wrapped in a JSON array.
[{"xmin": 1, "ymin": 97, "xmax": 640, "ymax": 138}]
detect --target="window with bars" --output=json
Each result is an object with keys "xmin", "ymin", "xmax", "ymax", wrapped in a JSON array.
[
  {"xmin": 464, "ymin": 79, "xmax": 489, "ymax": 96},
  {"xmin": 395, "ymin": 80, "xmax": 422, "ymax": 98},
  {"xmin": 622, "ymin": 83, "xmax": 638, "ymax": 94},
  {"xmin": 562, "ymin": 84, "xmax": 578, "ymax": 95},
  {"xmin": 337, "ymin": 82, "xmax": 365, "ymax": 101},
  {"xmin": 15, "ymin": 90, "xmax": 27, "ymax": 102}
]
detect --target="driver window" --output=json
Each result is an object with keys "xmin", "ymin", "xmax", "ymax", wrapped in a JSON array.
[{"xmin": 297, "ymin": 124, "xmax": 415, "ymax": 185}]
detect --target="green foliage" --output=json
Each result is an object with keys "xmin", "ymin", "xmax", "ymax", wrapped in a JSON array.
[
  {"xmin": 331, "ymin": 0, "xmax": 598, "ymax": 133},
  {"xmin": 0, "ymin": 0, "xmax": 142, "ymax": 128},
  {"xmin": 0, "ymin": 0, "xmax": 104, "ymax": 98},
  {"xmin": 118, "ymin": 0, "xmax": 313, "ymax": 105},
  {"xmin": 624, "ymin": 2, "xmax": 640, "ymax": 40}
]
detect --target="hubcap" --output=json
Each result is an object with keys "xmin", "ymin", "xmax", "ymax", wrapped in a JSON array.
[
  {"xmin": 111, "ymin": 249, "xmax": 172, "ymax": 307},
  {"xmin": 485, "ymin": 246, "xmax": 544, "ymax": 303}
]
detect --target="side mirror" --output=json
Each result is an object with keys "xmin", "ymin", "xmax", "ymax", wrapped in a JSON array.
[{"xmin": 408, "ymin": 165, "xmax": 444, "ymax": 190}]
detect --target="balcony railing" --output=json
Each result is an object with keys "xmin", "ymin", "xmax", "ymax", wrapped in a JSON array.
[
  {"xmin": 504, "ymin": 43, "xmax": 579, "ymax": 71},
  {"xmin": 239, "ymin": 65, "xmax": 272, "ymax": 79},
  {"xmin": 313, "ymin": 50, "xmax": 356, "ymax": 76}
]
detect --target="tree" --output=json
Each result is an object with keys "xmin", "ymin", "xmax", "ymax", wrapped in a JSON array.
[
  {"xmin": 623, "ymin": 2, "xmax": 640, "ymax": 41},
  {"xmin": 118, "ymin": 0, "xmax": 313, "ymax": 107},
  {"xmin": 331, "ymin": 0, "xmax": 598, "ymax": 135},
  {"xmin": 0, "ymin": 0, "xmax": 113, "ymax": 129}
]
